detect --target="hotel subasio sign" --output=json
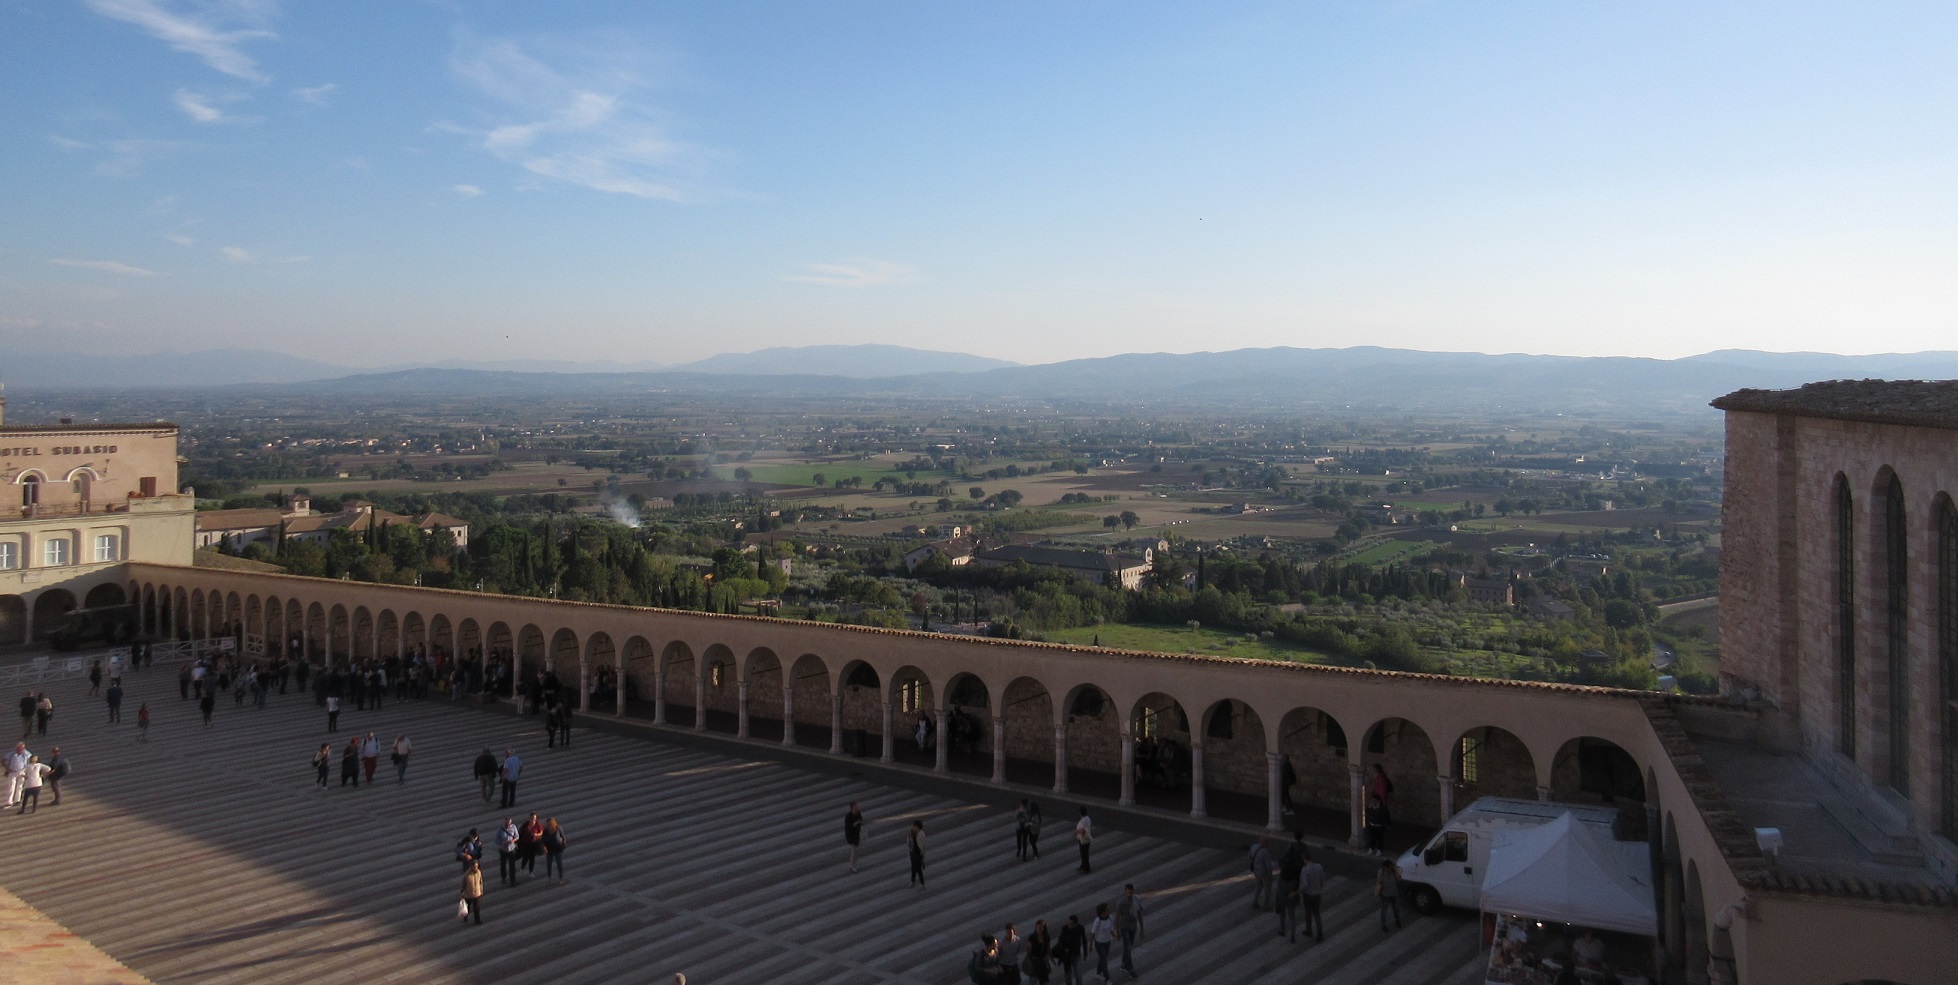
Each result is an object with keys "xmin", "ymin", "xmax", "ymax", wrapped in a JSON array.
[{"xmin": 0, "ymin": 443, "xmax": 119, "ymax": 458}]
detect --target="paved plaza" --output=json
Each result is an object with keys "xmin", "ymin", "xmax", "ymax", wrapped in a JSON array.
[{"xmin": 0, "ymin": 654, "xmax": 1487, "ymax": 985}]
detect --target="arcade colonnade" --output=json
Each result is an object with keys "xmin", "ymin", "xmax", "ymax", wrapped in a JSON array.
[{"xmin": 132, "ymin": 564, "xmax": 1855, "ymax": 983}]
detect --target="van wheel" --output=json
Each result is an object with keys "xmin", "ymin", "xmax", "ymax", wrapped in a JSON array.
[{"xmin": 1407, "ymin": 884, "xmax": 1442, "ymax": 915}]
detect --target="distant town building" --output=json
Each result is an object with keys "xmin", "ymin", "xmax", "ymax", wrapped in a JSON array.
[
  {"xmin": 971, "ymin": 543, "xmax": 1153, "ymax": 589},
  {"xmin": 195, "ymin": 494, "xmax": 470, "ymax": 551}
]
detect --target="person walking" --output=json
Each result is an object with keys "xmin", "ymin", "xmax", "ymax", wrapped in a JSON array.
[
  {"xmin": 1056, "ymin": 915, "xmax": 1087, "ymax": 985},
  {"xmin": 88, "ymin": 660, "xmax": 102, "ymax": 697},
  {"xmin": 178, "ymin": 663, "xmax": 192, "ymax": 701},
  {"xmin": 339, "ymin": 738, "xmax": 361, "ymax": 788},
  {"xmin": 35, "ymin": 692, "xmax": 53, "ymax": 736},
  {"xmin": 3, "ymin": 743, "xmax": 29, "ymax": 809},
  {"xmin": 1365, "ymin": 794, "xmax": 1389, "ymax": 856},
  {"xmin": 1089, "ymin": 904, "xmax": 1116, "ymax": 983},
  {"xmin": 105, "ymin": 681, "xmax": 123, "ymax": 723},
  {"xmin": 135, "ymin": 703, "xmax": 150, "ymax": 741},
  {"xmin": 16, "ymin": 755, "xmax": 48, "ymax": 814},
  {"xmin": 1277, "ymin": 833, "xmax": 1304, "ymax": 942},
  {"xmin": 360, "ymin": 732, "xmax": 380, "ymax": 784},
  {"xmin": 1115, "ymin": 884, "xmax": 1145, "ymax": 979},
  {"xmin": 475, "ymin": 748, "xmax": 499, "ymax": 803},
  {"xmin": 557, "ymin": 702, "xmax": 573, "ymax": 747},
  {"xmin": 844, "ymin": 802, "xmax": 864, "ymax": 872},
  {"xmin": 459, "ymin": 857, "xmax": 484, "ymax": 925},
  {"xmin": 1300, "ymin": 847, "xmax": 1327, "ymax": 943},
  {"xmin": 198, "ymin": 689, "xmax": 216, "ymax": 728},
  {"xmin": 500, "ymin": 748, "xmax": 522, "ymax": 807},
  {"xmin": 44, "ymin": 747, "xmax": 67, "ymax": 806},
  {"xmin": 906, "ymin": 819, "xmax": 926, "ymax": 888},
  {"xmin": 1074, "ymin": 806, "xmax": 1094, "ymax": 874},
  {"xmin": 391, "ymin": 733, "xmax": 412, "ymax": 783},
  {"xmin": 1025, "ymin": 801, "xmax": 1042, "ymax": 860},
  {"xmin": 455, "ymin": 829, "xmax": 484, "ymax": 868},
  {"xmin": 997, "ymin": 924, "xmax": 1025, "ymax": 985},
  {"xmin": 325, "ymin": 695, "xmax": 339, "ymax": 733},
  {"xmin": 496, "ymin": 817, "xmax": 520, "ymax": 886},
  {"xmin": 545, "ymin": 704, "xmax": 561, "ymax": 749},
  {"xmin": 312, "ymin": 743, "xmax": 331, "ymax": 789},
  {"xmin": 1375, "ymin": 858, "xmax": 1403, "ymax": 931},
  {"xmin": 1015, "ymin": 799, "xmax": 1031, "ymax": 860},
  {"xmin": 1026, "ymin": 919, "xmax": 1054, "ymax": 985},
  {"xmin": 1249, "ymin": 837, "xmax": 1275, "ymax": 910},
  {"xmin": 19, "ymin": 693, "xmax": 36, "ymax": 739},
  {"xmin": 517, "ymin": 812, "xmax": 544, "ymax": 876},
  {"xmin": 541, "ymin": 817, "xmax": 568, "ymax": 883}
]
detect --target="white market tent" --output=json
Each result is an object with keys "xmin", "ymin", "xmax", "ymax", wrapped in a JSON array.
[{"xmin": 1478, "ymin": 810, "xmax": 1658, "ymax": 935}]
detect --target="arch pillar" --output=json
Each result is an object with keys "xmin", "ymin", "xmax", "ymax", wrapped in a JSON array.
[
  {"xmin": 991, "ymin": 714, "xmax": 1006, "ymax": 784},
  {"xmin": 934, "ymin": 707, "xmax": 949, "ymax": 774},
  {"xmin": 508, "ymin": 649, "xmax": 518, "ymax": 702},
  {"xmin": 881, "ymin": 702, "xmax": 895, "ymax": 763},
  {"xmin": 614, "ymin": 646, "xmax": 625, "ymax": 719},
  {"xmin": 1348, "ymin": 763, "xmax": 1366, "ymax": 848},
  {"xmin": 653, "ymin": 668, "xmax": 667, "ymax": 725},
  {"xmin": 1119, "ymin": 722, "xmax": 1136, "ymax": 807},
  {"xmin": 829, "ymin": 693, "xmax": 843, "ymax": 754},
  {"xmin": 580, "ymin": 660, "xmax": 591, "ymax": 716},
  {"xmin": 1438, "ymin": 771, "xmax": 1457, "ymax": 822},
  {"xmin": 781, "ymin": 685, "xmax": 795, "ymax": 747},
  {"xmin": 1190, "ymin": 741, "xmax": 1208, "ymax": 817},
  {"xmin": 737, "ymin": 681, "xmax": 751, "ymax": 738},
  {"xmin": 694, "ymin": 675, "xmax": 707, "ymax": 732},
  {"xmin": 1053, "ymin": 725, "xmax": 1069, "ymax": 794},
  {"xmin": 1265, "ymin": 752, "xmax": 1284, "ymax": 831},
  {"xmin": 1537, "ymin": 784, "xmax": 1552, "ymax": 802}
]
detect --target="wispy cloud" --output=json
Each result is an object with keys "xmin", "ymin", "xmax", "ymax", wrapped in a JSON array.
[
  {"xmin": 220, "ymin": 246, "xmax": 308, "ymax": 264},
  {"xmin": 292, "ymin": 82, "xmax": 337, "ymax": 105},
  {"xmin": 51, "ymin": 258, "xmax": 156, "ymax": 277},
  {"xmin": 174, "ymin": 89, "xmax": 223, "ymax": 122},
  {"xmin": 48, "ymin": 135, "xmax": 94, "ymax": 151},
  {"xmin": 452, "ymin": 184, "xmax": 484, "ymax": 197},
  {"xmin": 84, "ymin": 0, "xmax": 278, "ymax": 83},
  {"xmin": 783, "ymin": 259, "xmax": 918, "ymax": 288},
  {"xmin": 95, "ymin": 138, "xmax": 195, "ymax": 177},
  {"xmin": 166, "ymin": 234, "xmax": 196, "ymax": 247},
  {"xmin": 443, "ymin": 33, "xmax": 706, "ymax": 201}
]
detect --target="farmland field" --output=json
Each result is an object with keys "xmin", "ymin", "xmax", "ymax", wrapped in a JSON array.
[{"xmin": 1043, "ymin": 623, "xmax": 1335, "ymax": 663}]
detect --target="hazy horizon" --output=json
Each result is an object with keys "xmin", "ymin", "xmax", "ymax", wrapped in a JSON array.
[{"xmin": 5, "ymin": 2, "xmax": 1955, "ymax": 368}]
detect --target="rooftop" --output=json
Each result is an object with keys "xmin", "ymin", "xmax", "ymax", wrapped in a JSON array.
[
  {"xmin": 1712, "ymin": 379, "xmax": 1958, "ymax": 430},
  {"xmin": 0, "ymin": 422, "xmax": 178, "ymax": 433}
]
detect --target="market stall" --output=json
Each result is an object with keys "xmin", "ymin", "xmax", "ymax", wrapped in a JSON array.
[{"xmin": 1478, "ymin": 811, "xmax": 1657, "ymax": 985}]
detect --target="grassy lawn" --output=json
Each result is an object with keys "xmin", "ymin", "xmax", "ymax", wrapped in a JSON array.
[
  {"xmin": 1044, "ymin": 623, "xmax": 1334, "ymax": 663},
  {"xmin": 1346, "ymin": 539, "xmax": 1434, "ymax": 565},
  {"xmin": 718, "ymin": 463, "xmax": 913, "ymax": 487}
]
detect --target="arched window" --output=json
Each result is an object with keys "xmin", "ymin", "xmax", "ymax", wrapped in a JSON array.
[
  {"xmin": 1938, "ymin": 495, "xmax": 1958, "ymax": 841},
  {"xmin": 1882, "ymin": 472, "xmax": 1909, "ymax": 796},
  {"xmin": 19, "ymin": 473, "xmax": 39, "ymax": 508},
  {"xmin": 1836, "ymin": 475, "xmax": 1856, "ymax": 758}
]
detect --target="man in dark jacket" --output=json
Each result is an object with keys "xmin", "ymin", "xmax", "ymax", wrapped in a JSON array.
[
  {"xmin": 1055, "ymin": 914, "xmax": 1087, "ymax": 985},
  {"xmin": 473, "ymin": 748, "xmax": 499, "ymax": 803}
]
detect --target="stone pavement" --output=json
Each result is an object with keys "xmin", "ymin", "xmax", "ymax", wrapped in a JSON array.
[
  {"xmin": 0, "ymin": 660, "xmax": 1489, "ymax": 985},
  {"xmin": 0, "ymin": 885, "xmax": 151, "ymax": 985}
]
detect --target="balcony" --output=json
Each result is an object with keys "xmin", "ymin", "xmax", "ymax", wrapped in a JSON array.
[{"xmin": 5, "ymin": 500, "xmax": 130, "ymax": 523}]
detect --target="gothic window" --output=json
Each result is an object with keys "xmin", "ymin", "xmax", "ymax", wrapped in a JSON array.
[
  {"xmin": 1883, "ymin": 473, "xmax": 1909, "ymax": 796},
  {"xmin": 1836, "ymin": 475, "xmax": 1856, "ymax": 758}
]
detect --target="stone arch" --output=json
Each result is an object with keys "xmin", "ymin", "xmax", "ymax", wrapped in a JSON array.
[
  {"xmin": 1060, "ymin": 683, "xmax": 1119, "ymax": 795},
  {"xmin": 621, "ymin": 635, "xmax": 655, "ymax": 716},
  {"xmin": 487, "ymin": 621, "xmax": 514, "ymax": 663},
  {"xmin": 700, "ymin": 644, "xmax": 738, "ymax": 732},
  {"xmin": 263, "ymin": 595, "xmax": 283, "ymax": 653},
  {"xmin": 1198, "ymin": 698, "xmax": 1268, "ymax": 823},
  {"xmin": 1871, "ymin": 467, "xmax": 1910, "ymax": 795},
  {"xmin": 890, "ymin": 665, "xmax": 936, "ymax": 729},
  {"xmin": 1452, "ymin": 725, "xmax": 1538, "ymax": 804},
  {"xmin": 786, "ymin": 653, "xmax": 831, "ymax": 747},
  {"xmin": 376, "ymin": 609, "xmax": 399, "ymax": 660},
  {"xmin": 1662, "ymin": 812, "xmax": 1685, "ymax": 975},
  {"xmin": 1131, "ymin": 692, "xmax": 1193, "ymax": 810},
  {"xmin": 1360, "ymin": 717, "xmax": 1442, "ymax": 829},
  {"xmin": 939, "ymin": 671, "xmax": 994, "ymax": 776},
  {"xmin": 401, "ymin": 611, "xmax": 426, "ymax": 656},
  {"xmin": 31, "ymin": 588, "xmax": 78, "ymax": 642},
  {"xmin": 1550, "ymin": 735, "xmax": 1647, "ymax": 807},
  {"xmin": 1001, "ymin": 675, "xmax": 1055, "ymax": 788},
  {"xmin": 517, "ymin": 624, "xmax": 545, "ymax": 680},
  {"xmin": 549, "ymin": 627, "xmax": 579, "ymax": 673},
  {"xmin": 661, "ymin": 641, "xmax": 698, "ymax": 727},
  {"xmin": 0, "ymin": 595, "xmax": 24, "ymax": 646},
  {"xmin": 584, "ymin": 632, "xmax": 616, "ymax": 713},
  {"xmin": 837, "ymin": 659, "xmax": 882, "ymax": 754},
  {"xmin": 1684, "ymin": 859, "xmax": 1709, "ymax": 985},
  {"xmin": 430, "ymin": 613, "xmax": 454, "ymax": 661},
  {"xmin": 293, "ymin": 599, "xmax": 312, "ymax": 657},
  {"xmin": 1937, "ymin": 492, "xmax": 1958, "ymax": 843},
  {"xmin": 173, "ymin": 587, "xmax": 190, "ymax": 639},
  {"xmin": 351, "ymin": 606, "xmax": 374, "ymax": 661},
  {"xmin": 741, "ymin": 647, "xmax": 784, "ymax": 741},
  {"xmin": 207, "ymin": 590, "xmax": 224, "ymax": 639},
  {"xmin": 84, "ymin": 582, "xmax": 126, "ymax": 608},
  {"xmin": 458, "ymin": 618, "xmax": 483, "ymax": 663},
  {"xmin": 141, "ymin": 584, "xmax": 159, "ymax": 636},
  {"xmin": 1834, "ymin": 471, "xmax": 1857, "ymax": 759},
  {"xmin": 326, "ymin": 603, "xmax": 349, "ymax": 662},
  {"xmin": 224, "ymin": 591, "xmax": 242, "ymax": 637},
  {"xmin": 242, "ymin": 594, "xmax": 262, "ymax": 646},
  {"xmin": 1277, "ymin": 705, "xmax": 1354, "ymax": 826},
  {"xmin": 189, "ymin": 588, "xmax": 206, "ymax": 639}
]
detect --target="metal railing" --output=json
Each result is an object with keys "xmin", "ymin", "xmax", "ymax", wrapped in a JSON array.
[{"xmin": 0, "ymin": 655, "xmax": 90, "ymax": 689}]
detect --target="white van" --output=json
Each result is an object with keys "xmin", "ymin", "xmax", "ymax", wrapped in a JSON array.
[{"xmin": 1396, "ymin": 796, "xmax": 1621, "ymax": 913}]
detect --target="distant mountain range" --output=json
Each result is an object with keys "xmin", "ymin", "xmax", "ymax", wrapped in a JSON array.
[{"xmin": 7, "ymin": 342, "xmax": 1958, "ymax": 417}]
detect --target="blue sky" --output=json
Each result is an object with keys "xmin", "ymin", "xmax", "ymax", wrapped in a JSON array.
[{"xmin": 3, "ymin": 1, "xmax": 1955, "ymax": 367}]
